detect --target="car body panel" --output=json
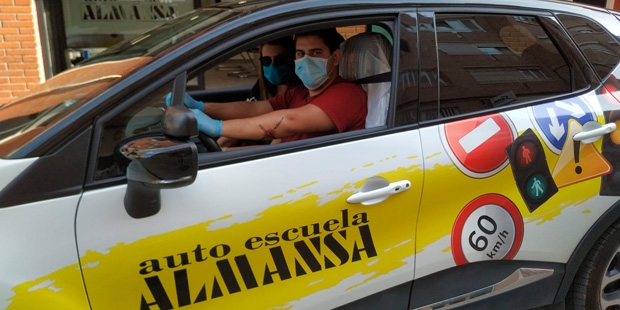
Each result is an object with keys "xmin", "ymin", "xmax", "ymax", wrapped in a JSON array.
[
  {"xmin": 0, "ymin": 158, "xmax": 37, "ymax": 191},
  {"xmin": 75, "ymin": 132, "xmax": 423, "ymax": 309},
  {"xmin": 2, "ymin": 0, "xmax": 620, "ymax": 309},
  {"xmin": 415, "ymin": 88, "xmax": 620, "ymax": 278},
  {"xmin": 0, "ymin": 196, "xmax": 88, "ymax": 310}
]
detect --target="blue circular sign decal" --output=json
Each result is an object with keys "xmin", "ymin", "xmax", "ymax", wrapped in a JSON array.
[{"xmin": 530, "ymin": 97, "xmax": 595, "ymax": 154}]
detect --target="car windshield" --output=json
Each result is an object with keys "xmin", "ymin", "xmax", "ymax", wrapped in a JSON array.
[
  {"xmin": 80, "ymin": 8, "xmax": 239, "ymax": 65},
  {"xmin": 0, "ymin": 8, "xmax": 240, "ymax": 158}
]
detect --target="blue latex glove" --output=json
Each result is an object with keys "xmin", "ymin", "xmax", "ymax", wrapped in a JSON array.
[
  {"xmin": 165, "ymin": 93, "xmax": 205, "ymax": 111},
  {"xmin": 165, "ymin": 92, "xmax": 172, "ymax": 106},
  {"xmin": 190, "ymin": 109, "xmax": 222, "ymax": 138}
]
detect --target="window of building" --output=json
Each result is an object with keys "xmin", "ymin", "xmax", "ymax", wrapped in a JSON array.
[{"xmin": 58, "ymin": 0, "xmax": 198, "ymax": 70}]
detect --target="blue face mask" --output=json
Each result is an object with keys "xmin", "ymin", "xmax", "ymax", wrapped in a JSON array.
[
  {"xmin": 262, "ymin": 63, "xmax": 294, "ymax": 85},
  {"xmin": 294, "ymin": 55, "xmax": 332, "ymax": 90}
]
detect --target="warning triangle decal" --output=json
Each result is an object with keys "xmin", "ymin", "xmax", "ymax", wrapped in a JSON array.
[{"xmin": 552, "ymin": 119, "xmax": 612, "ymax": 188}]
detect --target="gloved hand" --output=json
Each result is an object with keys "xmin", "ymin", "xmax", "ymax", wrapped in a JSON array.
[
  {"xmin": 165, "ymin": 93, "xmax": 205, "ymax": 111},
  {"xmin": 190, "ymin": 109, "xmax": 222, "ymax": 138}
]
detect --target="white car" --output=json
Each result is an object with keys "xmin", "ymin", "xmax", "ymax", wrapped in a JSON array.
[{"xmin": 2, "ymin": 0, "xmax": 620, "ymax": 309}]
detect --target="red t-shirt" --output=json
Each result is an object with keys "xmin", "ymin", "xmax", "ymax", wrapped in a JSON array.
[{"xmin": 268, "ymin": 77, "xmax": 367, "ymax": 142}]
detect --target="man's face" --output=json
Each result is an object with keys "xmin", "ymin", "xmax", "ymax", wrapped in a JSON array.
[
  {"xmin": 295, "ymin": 35, "xmax": 331, "ymax": 59},
  {"xmin": 295, "ymin": 34, "xmax": 341, "ymax": 77}
]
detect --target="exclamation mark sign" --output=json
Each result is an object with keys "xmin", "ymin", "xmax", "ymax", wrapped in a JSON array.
[{"xmin": 574, "ymin": 140, "xmax": 582, "ymax": 175}]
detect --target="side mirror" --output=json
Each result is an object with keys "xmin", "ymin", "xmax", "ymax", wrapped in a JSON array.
[
  {"xmin": 119, "ymin": 136, "xmax": 197, "ymax": 218},
  {"xmin": 163, "ymin": 105, "xmax": 199, "ymax": 139}
]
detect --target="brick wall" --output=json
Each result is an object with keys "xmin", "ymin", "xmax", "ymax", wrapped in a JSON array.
[
  {"xmin": 0, "ymin": 0, "xmax": 41, "ymax": 105},
  {"xmin": 337, "ymin": 26, "xmax": 366, "ymax": 39},
  {"xmin": 499, "ymin": 25, "xmax": 537, "ymax": 55}
]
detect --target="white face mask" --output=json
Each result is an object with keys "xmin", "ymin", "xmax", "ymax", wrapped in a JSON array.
[{"xmin": 294, "ymin": 55, "xmax": 333, "ymax": 90}]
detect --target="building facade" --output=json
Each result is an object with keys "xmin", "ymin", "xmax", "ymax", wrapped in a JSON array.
[
  {"xmin": 0, "ymin": 0, "xmax": 43, "ymax": 105},
  {"xmin": 0, "ymin": 0, "xmax": 617, "ymax": 105}
]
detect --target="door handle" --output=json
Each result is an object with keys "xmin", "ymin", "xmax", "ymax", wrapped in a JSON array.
[
  {"xmin": 573, "ymin": 122, "xmax": 616, "ymax": 143},
  {"xmin": 347, "ymin": 180, "xmax": 411, "ymax": 205}
]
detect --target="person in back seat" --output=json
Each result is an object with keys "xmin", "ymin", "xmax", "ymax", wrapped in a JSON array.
[
  {"xmin": 180, "ymin": 28, "xmax": 367, "ymax": 144},
  {"xmin": 248, "ymin": 37, "xmax": 301, "ymax": 102},
  {"xmin": 219, "ymin": 36, "xmax": 301, "ymax": 147}
]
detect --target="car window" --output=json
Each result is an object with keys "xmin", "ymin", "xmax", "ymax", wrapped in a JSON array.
[
  {"xmin": 396, "ymin": 13, "xmax": 586, "ymax": 125},
  {"xmin": 79, "ymin": 9, "xmax": 241, "ymax": 65},
  {"xmin": 556, "ymin": 14, "xmax": 620, "ymax": 80},
  {"xmin": 187, "ymin": 49, "xmax": 258, "ymax": 97},
  {"xmin": 94, "ymin": 46, "xmax": 271, "ymax": 181},
  {"xmin": 93, "ymin": 23, "xmax": 396, "ymax": 181},
  {"xmin": 435, "ymin": 14, "xmax": 577, "ymax": 118},
  {"xmin": 95, "ymin": 82, "xmax": 172, "ymax": 180},
  {"xmin": 0, "ymin": 57, "xmax": 153, "ymax": 158},
  {"xmin": 186, "ymin": 25, "xmax": 393, "ymax": 132}
]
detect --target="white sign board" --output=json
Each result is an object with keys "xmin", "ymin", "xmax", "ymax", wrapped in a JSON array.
[{"xmin": 62, "ymin": 0, "xmax": 196, "ymax": 37}]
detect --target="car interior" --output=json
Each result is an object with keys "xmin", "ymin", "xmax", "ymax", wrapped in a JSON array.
[{"xmin": 94, "ymin": 22, "xmax": 396, "ymax": 181}]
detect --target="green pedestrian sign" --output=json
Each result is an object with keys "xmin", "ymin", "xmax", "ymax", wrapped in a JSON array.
[{"xmin": 526, "ymin": 174, "xmax": 547, "ymax": 200}]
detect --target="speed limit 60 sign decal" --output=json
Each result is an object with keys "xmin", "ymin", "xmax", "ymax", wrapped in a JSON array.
[{"xmin": 451, "ymin": 194, "xmax": 524, "ymax": 265}]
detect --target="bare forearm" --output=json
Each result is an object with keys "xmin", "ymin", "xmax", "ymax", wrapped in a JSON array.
[
  {"xmin": 221, "ymin": 111, "xmax": 299, "ymax": 140},
  {"xmin": 203, "ymin": 100, "xmax": 272, "ymax": 120},
  {"xmin": 218, "ymin": 103, "xmax": 336, "ymax": 141}
]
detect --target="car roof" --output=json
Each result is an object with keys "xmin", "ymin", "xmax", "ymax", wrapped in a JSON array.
[{"xmin": 213, "ymin": 0, "xmax": 608, "ymax": 15}]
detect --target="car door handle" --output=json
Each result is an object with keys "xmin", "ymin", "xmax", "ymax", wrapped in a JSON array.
[
  {"xmin": 347, "ymin": 180, "xmax": 411, "ymax": 205},
  {"xmin": 573, "ymin": 122, "xmax": 616, "ymax": 143}
]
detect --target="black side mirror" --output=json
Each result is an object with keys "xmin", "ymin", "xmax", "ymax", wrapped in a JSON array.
[
  {"xmin": 119, "ymin": 71, "xmax": 201, "ymax": 218},
  {"xmin": 163, "ymin": 105, "xmax": 199, "ymax": 139},
  {"xmin": 119, "ymin": 136, "xmax": 197, "ymax": 218}
]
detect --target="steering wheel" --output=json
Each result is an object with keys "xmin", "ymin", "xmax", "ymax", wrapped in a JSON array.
[{"xmin": 198, "ymin": 131, "xmax": 221, "ymax": 152}]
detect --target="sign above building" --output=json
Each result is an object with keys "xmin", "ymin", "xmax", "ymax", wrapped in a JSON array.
[{"xmin": 62, "ymin": 0, "xmax": 195, "ymax": 37}]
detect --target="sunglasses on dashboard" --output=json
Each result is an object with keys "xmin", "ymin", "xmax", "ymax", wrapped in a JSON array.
[{"xmin": 259, "ymin": 54, "xmax": 288, "ymax": 66}]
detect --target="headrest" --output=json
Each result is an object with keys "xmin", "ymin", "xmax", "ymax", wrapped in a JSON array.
[{"xmin": 339, "ymin": 32, "xmax": 392, "ymax": 83}]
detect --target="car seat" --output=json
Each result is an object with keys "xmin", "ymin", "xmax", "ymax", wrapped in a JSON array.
[{"xmin": 339, "ymin": 32, "xmax": 393, "ymax": 128}]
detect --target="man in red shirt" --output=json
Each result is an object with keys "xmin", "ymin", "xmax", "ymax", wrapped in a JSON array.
[{"xmin": 178, "ymin": 28, "xmax": 367, "ymax": 143}]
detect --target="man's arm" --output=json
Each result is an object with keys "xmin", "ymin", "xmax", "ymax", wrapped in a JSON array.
[
  {"xmin": 176, "ymin": 93, "xmax": 274, "ymax": 120},
  {"xmin": 221, "ymin": 103, "xmax": 335, "ymax": 140},
  {"xmin": 203, "ymin": 100, "xmax": 274, "ymax": 120}
]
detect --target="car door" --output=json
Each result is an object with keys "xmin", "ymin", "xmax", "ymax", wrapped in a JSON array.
[
  {"xmin": 400, "ymin": 9, "xmax": 620, "ymax": 309},
  {"xmin": 73, "ymin": 18, "xmax": 424, "ymax": 310}
]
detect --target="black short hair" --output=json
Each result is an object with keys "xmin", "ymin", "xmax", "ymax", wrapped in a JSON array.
[{"xmin": 295, "ymin": 28, "xmax": 345, "ymax": 54}]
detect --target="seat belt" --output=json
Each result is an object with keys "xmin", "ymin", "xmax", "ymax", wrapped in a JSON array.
[{"xmin": 352, "ymin": 71, "xmax": 392, "ymax": 84}]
